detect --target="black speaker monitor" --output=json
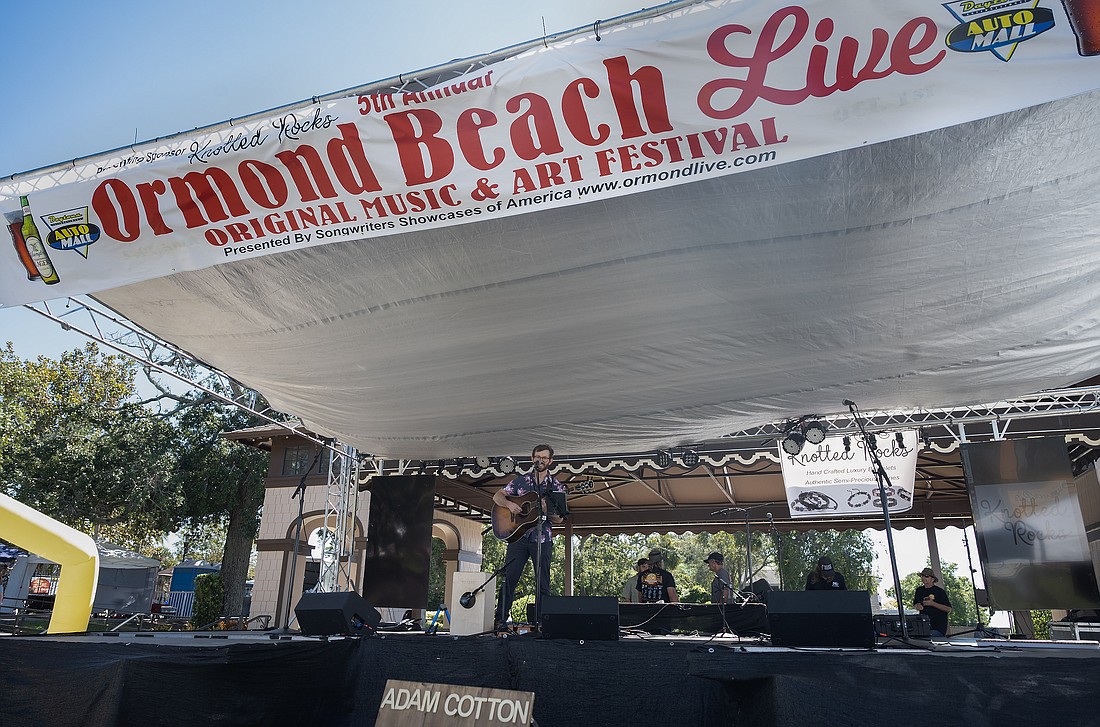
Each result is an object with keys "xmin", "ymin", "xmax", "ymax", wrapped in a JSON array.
[
  {"xmin": 295, "ymin": 591, "xmax": 382, "ymax": 636},
  {"xmin": 540, "ymin": 595, "xmax": 619, "ymax": 641},
  {"xmin": 766, "ymin": 590, "xmax": 875, "ymax": 648}
]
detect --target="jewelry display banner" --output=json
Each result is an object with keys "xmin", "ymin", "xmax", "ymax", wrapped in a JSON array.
[
  {"xmin": 780, "ymin": 431, "xmax": 917, "ymax": 518},
  {"xmin": 961, "ymin": 438, "xmax": 1100, "ymax": 610}
]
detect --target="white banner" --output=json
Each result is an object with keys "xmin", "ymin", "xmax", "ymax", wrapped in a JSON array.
[
  {"xmin": 780, "ymin": 431, "xmax": 919, "ymax": 518},
  {"xmin": 3, "ymin": 0, "xmax": 1099, "ymax": 306}
]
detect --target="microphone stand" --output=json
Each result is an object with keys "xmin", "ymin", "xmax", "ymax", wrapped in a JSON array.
[
  {"xmin": 532, "ymin": 463, "xmax": 550, "ymax": 631},
  {"xmin": 459, "ymin": 560, "xmax": 512, "ymax": 610},
  {"xmin": 276, "ymin": 444, "xmax": 327, "ymax": 632},
  {"xmin": 845, "ymin": 400, "xmax": 915, "ymax": 646},
  {"xmin": 711, "ymin": 503, "xmax": 775, "ymax": 591},
  {"xmin": 767, "ymin": 511, "xmax": 784, "ymax": 592}
]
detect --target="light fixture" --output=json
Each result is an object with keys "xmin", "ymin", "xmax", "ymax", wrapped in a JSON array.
[
  {"xmin": 498, "ymin": 456, "xmax": 516, "ymax": 474},
  {"xmin": 680, "ymin": 449, "xmax": 700, "ymax": 468},
  {"xmin": 802, "ymin": 419, "xmax": 828, "ymax": 445},
  {"xmin": 655, "ymin": 450, "xmax": 673, "ymax": 468},
  {"xmin": 781, "ymin": 431, "xmax": 806, "ymax": 456},
  {"xmin": 475, "ymin": 456, "xmax": 491, "ymax": 469}
]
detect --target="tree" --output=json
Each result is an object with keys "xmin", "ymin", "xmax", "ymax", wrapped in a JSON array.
[
  {"xmin": 888, "ymin": 561, "xmax": 978, "ymax": 626},
  {"xmin": 1, "ymin": 342, "xmax": 272, "ymax": 619},
  {"xmin": 0, "ymin": 343, "xmax": 180, "ymax": 547},
  {"xmin": 163, "ymin": 394, "xmax": 269, "ymax": 618},
  {"xmin": 772, "ymin": 529, "xmax": 878, "ymax": 593}
]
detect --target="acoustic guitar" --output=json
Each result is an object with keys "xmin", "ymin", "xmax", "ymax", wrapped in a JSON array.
[{"xmin": 491, "ymin": 479, "xmax": 593, "ymax": 543}]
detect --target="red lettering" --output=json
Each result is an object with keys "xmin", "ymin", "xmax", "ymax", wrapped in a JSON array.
[
  {"xmin": 327, "ymin": 123, "xmax": 383, "ymax": 194},
  {"xmin": 91, "ymin": 179, "xmax": 140, "ymax": 242},
  {"xmin": 697, "ymin": 7, "xmax": 945, "ymax": 120},
  {"xmin": 562, "ymin": 77, "xmax": 610, "ymax": 146},
  {"xmin": 384, "ymin": 109, "xmax": 455, "ymax": 185},
  {"xmin": 603, "ymin": 56, "xmax": 672, "ymax": 140},
  {"xmin": 456, "ymin": 108, "xmax": 504, "ymax": 170},
  {"xmin": 169, "ymin": 168, "xmax": 249, "ymax": 229},
  {"xmin": 274, "ymin": 145, "xmax": 337, "ymax": 202},
  {"xmin": 239, "ymin": 159, "xmax": 289, "ymax": 209},
  {"xmin": 134, "ymin": 180, "xmax": 172, "ymax": 235},
  {"xmin": 507, "ymin": 93, "xmax": 563, "ymax": 161}
]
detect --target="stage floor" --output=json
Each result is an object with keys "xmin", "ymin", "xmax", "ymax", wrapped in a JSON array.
[{"xmin": 2, "ymin": 629, "xmax": 1099, "ymax": 727}]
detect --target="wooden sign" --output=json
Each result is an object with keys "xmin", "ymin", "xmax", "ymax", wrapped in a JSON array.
[{"xmin": 376, "ymin": 679, "xmax": 535, "ymax": 727}]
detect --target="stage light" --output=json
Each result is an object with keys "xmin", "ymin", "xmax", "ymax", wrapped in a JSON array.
[
  {"xmin": 655, "ymin": 450, "xmax": 673, "ymax": 469},
  {"xmin": 680, "ymin": 449, "xmax": 700, "ymax": 468},
  {"xmin": 498, "ymin": 456, "xmax": 516, "ymax": 474},
  {"xmin": 475, "ymin": 456, "xmax": 490, "ymax": 469},
  {"xmin": 781, "ymin": 431, "xmax": 806, "ymax": 456},
  {"xmin": 842, "ymin": 436, "xmax": 851, "ymax": 453},
  {"xmin": 802, "ymin": 419, "xmax": 827, "ymax": 445}
]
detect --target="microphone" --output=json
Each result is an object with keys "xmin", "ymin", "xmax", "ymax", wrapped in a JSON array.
[
  {"xmin": 459, "ymin": 591, "xmax": 476, "ymax": 609},
  {"xmin": 842, "ymin": 399, "xmax": 856, "ymax": 407}
]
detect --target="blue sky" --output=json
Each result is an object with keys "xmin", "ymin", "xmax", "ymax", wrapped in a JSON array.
[
  {"xmin": 0, "ymin": 0, "xmax": 650, "ymax": 357},
  {"xmin": 0, "ymin": 0, "xmax": 990, "ymax": 610}
]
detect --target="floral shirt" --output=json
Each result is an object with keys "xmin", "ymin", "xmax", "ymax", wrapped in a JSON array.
[{"xmin": 502, "ymin": 472, "xmax": 565, "ymax": 543}]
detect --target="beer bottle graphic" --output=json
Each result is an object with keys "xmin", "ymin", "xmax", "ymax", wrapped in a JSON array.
[
  {"xmin": 19, "ymin": 195, "xmax": 60, "ymax": 285},
  {"xmin": 8, "ymin": 221, "xmax": 40, "ymax": 280},
  {"xmin": 1062, "ymin": 0, "xmax": 1100, "ymax": 56}
]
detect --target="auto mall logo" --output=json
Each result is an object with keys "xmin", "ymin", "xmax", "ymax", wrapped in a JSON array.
[{"xmin": 942, "ymin": 0, "xmax": 1056, "ymax": 62}]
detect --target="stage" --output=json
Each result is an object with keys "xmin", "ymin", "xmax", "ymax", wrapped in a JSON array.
[{"xmin": 2, "ymin": 631, "xmax": 1099, "ymax": 727}]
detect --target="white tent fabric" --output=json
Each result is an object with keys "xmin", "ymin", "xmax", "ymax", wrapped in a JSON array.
[
  {"xmin": 95, "ymin": 88, "xmax": 1100, "ymax": 457},
  {"xmin": 4, "ymin": 1, "xmax": 1100, "ymax": 459}
]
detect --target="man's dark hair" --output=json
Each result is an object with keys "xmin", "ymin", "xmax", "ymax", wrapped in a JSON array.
[{"xmin": 532, "ymin": 444, "xmax": 554, "ymax": 458}]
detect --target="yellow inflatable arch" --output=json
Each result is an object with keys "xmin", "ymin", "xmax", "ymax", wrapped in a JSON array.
[{"xmin": 0, "ymin": 493, "xmax": 98, "ymax": 633}]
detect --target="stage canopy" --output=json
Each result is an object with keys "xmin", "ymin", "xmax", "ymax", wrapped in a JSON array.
[{"xmin": 4, "ymin": 0, "xmax": 1100, "ymax": 460}]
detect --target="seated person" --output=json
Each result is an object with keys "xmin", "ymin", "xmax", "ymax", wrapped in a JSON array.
[{"xmin": 805, "ymin": 556, "xmax": 847, "ymax": 590}]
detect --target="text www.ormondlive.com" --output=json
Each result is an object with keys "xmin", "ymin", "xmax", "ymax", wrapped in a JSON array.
[{"xmin": 577, "ymin": 150, "xmax": 778, "ymax": 198}]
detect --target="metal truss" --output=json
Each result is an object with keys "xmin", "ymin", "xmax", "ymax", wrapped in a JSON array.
[
  {"xmin": 24, "ymin": 296, "xmax": 1100, "ymax": 505},
  {"xmin": 22, "ymin": 297, "xmax": 345, "ymax": 457},
  {"xmin": 719, "ymin": 390, "xmax": 1100, "ymax": 444},
  {"xmin": 24, "ymin": 296, "xmax": 366, "ymax": 594},
  {"xmin": 317, "ymin": 443, "xmax": 361, "ymax": 593}
]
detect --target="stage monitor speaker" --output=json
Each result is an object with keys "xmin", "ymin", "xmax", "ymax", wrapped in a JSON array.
[
  {"xmin": 295, "ymin": 591, "xmax": 382, "ymax": 636},
  {"xmin": 766, "ymin": 590, "xmax": 875, "ymax": 648},
  {"xmin": 874, "ymin": 613, "xmax": 931, "ymax": 638},
  {"xmin": 450, "ymin": 572, "xmax": 495, "ymax": 636},
  {"xmin": 540, "ymin": 595, "xmax": 619, "ymax": 641}
]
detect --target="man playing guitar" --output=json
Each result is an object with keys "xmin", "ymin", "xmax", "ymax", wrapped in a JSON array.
[{"xmin": 491, "ymin": 444, "xmax": 566, "ymax": 629}]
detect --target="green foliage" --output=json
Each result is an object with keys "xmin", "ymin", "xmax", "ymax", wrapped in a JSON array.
[
  {"xmin": 773, "ymin": 530, "xmax": 878, "ymax": 593},
  {"xmin": 678, "ymin": 583, "xmax": 709, "ymax": 603},
  {"xmin": 428, "ymin": 537, "xmax": 446, "ymax": 609},
  {"xmin": 1032, "ymin": 610, "xmax": 1052, "ymax": 639},
  {"xmin": 0, "ymin": 342, "xmax": 274, "ymax": 618},
  {"xmin": 473, "ymin": 526, "xmax": 878, "ymax": 618},
  {"xmin": 888, "ymin": 562, "xmax": 978, "ymax": 625},
  {"xmin": 191, "ymin": 571, "xmax": 225, "ymax": 629},
  {"xmin": 1, "ymin": 344, "xmax": 178, "ymax": 544}
]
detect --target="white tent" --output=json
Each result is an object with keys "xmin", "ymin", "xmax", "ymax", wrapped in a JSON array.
[
  {"xmin": 1, "ymin": 541, "xmax": 160, "ymax": 614},
  {"xmin": 3, "ymin": 0, "xmax": 1100, "ymax": 458}
]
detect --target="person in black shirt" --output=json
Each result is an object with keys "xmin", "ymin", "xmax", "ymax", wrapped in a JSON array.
[
  {"xmin": 637, "ymin": 548, "xmax": 679, "ymax": 603},
  {"xmin": 913, "ymin": 567, "xmax": 952, "ymax": 636},
  {"xmin": 805, "ymin": 556, "xmax": 847, "ymax": 590}
]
